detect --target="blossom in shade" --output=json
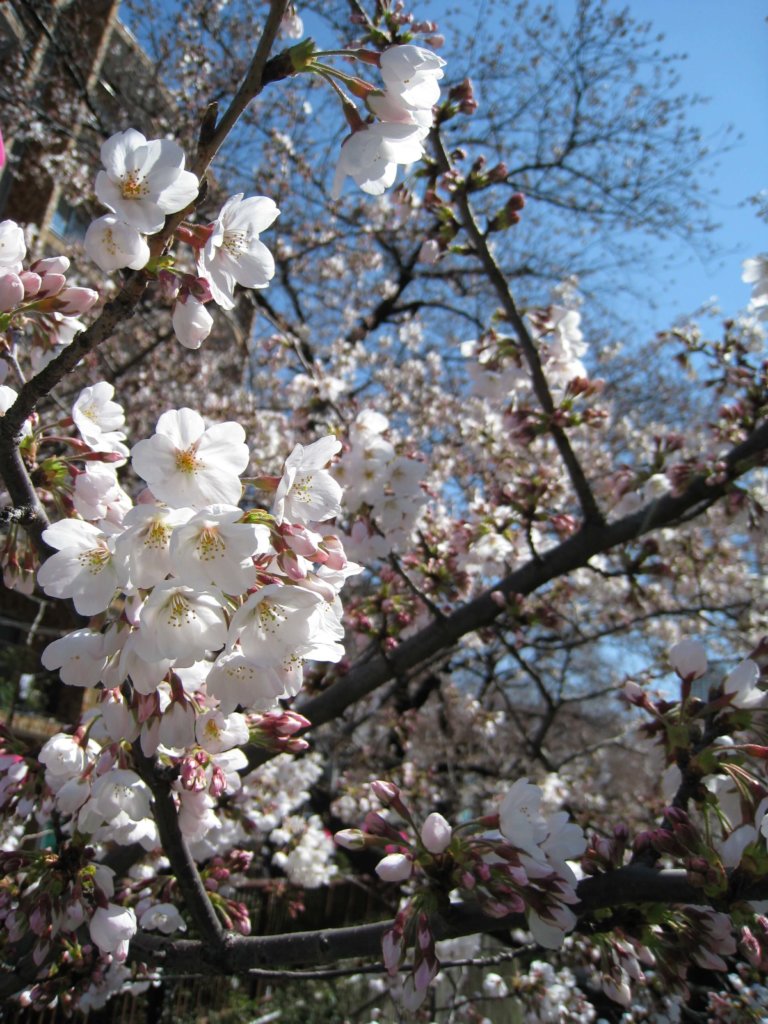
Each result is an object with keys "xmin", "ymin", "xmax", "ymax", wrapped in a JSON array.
[
  {"xmin": 89, "ymin": 904, "xmax": 137, "ymax": 960},
  {"xmin": 138, "ymin": 903, "xmax": 186, "ymax": 934},
  {"xmin": 723, "ymin": 658, "xmax": 765, "ymax": 709},
  {"xmin": 198, "ymin": 194, "xmax": 279, "ymax": 310},
  {"xmin": 84, "ymin": 214, "xmax": 150, "ymax": 273},
  {"xmin": 131, "ymin": 408, "xmax": 250, "ymax": 509},
  {"xmin": 668, "ymin": 638, "xmax": 708, "ymax": 681},
  {"xmin": 172, "ymin": 294, "xmax": 214, "ymax": 349},
  {"xmin": 38, "ymin": 732, "xmax": 98, "ymax": 790},
  {"xmin": 41, "ymin": 628, "xmax": 108, "ymax": 687},
  {"xmin": 332, "ymin": 122, "xmax": 428, "ymax": 198},
  {"xmin": 499, "ymin": 777, "xmax": 546, "ymax": 857},
  {"xmin": 95, "ymin": 128, "xmax": 199, "ymax": 234}
]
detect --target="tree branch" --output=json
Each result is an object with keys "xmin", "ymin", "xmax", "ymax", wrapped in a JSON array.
[
  {"xmin": 431, "ymin": 127, "xmax": 605, "ymax": 528},
  {"xmin": 129, "ymin": 863, "xmax": 768, "ymax": 977},
  {"xmin": 245, "ymin": 417, "xmax": 768, "ymax": 770},
  {"xmin": 132, "ymin": 745, "xmax": 228, "ymax": 961}
]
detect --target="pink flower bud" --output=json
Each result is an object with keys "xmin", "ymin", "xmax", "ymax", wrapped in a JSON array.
[
  {"xmin": 0, "ymin": 272, "xmax": 24, "ymax": 311},
  {"xmin": 382, "ymin": 927, "xmax": 403, "ymax": 974},
  {"xmin": 622, "ymin": 679, "xmax": 647, "ymax": 705},
  {"xmin": 420, "ymin": 812, "xmax": 452, "ymax": 854},
  {"xmin": 209, "ymin": 764, "xmax": 227, "ymax": 797},
  {"xmin": 334, "ymin": 828, "xmax": 367, "ymax": 850},
  {"xmin": 172, "ymin": 294, "xmax": 213, "ymax": 350},
  {"xmin": 37, "ymin": 273, "xmax": 66, "ymax": 298},
  {"xmin": 19, "ymin": 271, "xmax": 41, "ymax": 297},
  {"xmin": 375, "ymin": 852, "xmax": 413, "ymax": 882},
  {"xmin": 371, "ymin": 780, "xmax": 400, "ymax": 805},
  {"xmin": 55, "ymin": 287, "xmax": 99, "ymax": 315},
  {"xmin": 318, "ymin": 534, "xmax": 347, "ymax": 570},
  {"xmin": 31, "ymin": 256, "xmax": 70, "ymax": 275}
]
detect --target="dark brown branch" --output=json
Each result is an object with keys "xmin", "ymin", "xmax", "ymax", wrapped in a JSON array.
[
  {"xmin": 194, "ymin": 0, "xmax": 292, "ymax": 174},
  {"xmin": 129, "ymin": 863, "xmax": 768, "ymax": 978},
  {"xmin": 132, "ymin": 745, "xmax": 228, "ymax": 959}
]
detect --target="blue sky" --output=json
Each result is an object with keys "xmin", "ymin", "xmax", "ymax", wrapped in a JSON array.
[{"xmin": 612, "ymin": 0, "xmax": 767, "ymax": 330}]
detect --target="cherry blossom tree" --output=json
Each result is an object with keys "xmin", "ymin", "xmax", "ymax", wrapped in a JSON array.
[{"xmin": 0, "ymin": 1, "xmax": 767, "ymax": 1020}]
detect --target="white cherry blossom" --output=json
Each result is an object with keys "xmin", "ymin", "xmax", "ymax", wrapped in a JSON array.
[
  {"xmin": 72, "ymin": 463, "xmax": 132, "ymax": 524},
  {"xmin": 41, "ymin": 628, "xmax": 108, "ymax": 687},
  {"xmin": 499, "ymin": 777, "xmax": 547, "ymax": 857},
  {"xmin": 724, "ymin": 658, "xmax": 765, "ymax": 709},
  {"xmin": 133, "ymin": 580, "xmax": 227, "ymax": 662},
  {"xmin": 158, "ymin": 699, "xmax": 197, "ymax": 750},
  {"xmin": 37, "ymin": 519, "xmax": 119, "ymax": 615},
  {"xmin": 668, "ymin": 638, "xmax": 708, "ymax": 680},
  {"xmin": 138, "ymin": 904, "xmax": 186, "ymax": 934},
  {"xmin": 379, "ymin": 44, "xmax": 446, "ymax": 110},
  {"xmin": 198, "ymin": 193, "xmax": 279, "ymax": 310},
  {"xmin": 169, "ymin": 504, "xmax": 269, "ymax": 594},
  {"xmin": 95, "ymin": 128, "xmax": 199, "ymax": 234},
  {"xmin": 131, "ymin": 408, "xmax": 250, "ymax": 509},
  {"xmin": 89, "ymin": 904, "xmax": 137, "ymax": 960},
  {"xmin": 72, "ymin": 381, "xmax": 128, "ymax": 454},
  {"xmin": 195, "ymin": 709, "xmax": 250, "ymax": 753},
  {"xmin": 228, "ymin": 583, "xmax": 339, "ymax": 667},
  {"xmin": 113, "ymin": 632, "xmax": 174, "ymax": 695},
  {"xmin": 332, "ymin": 122, "xmax": 429, "ymax": 198},
  {"xmin": 0, "ymin": 219, "xmax": 26, "ymax": 270},
  {"xmin": 113, "ymin": 503, "xmax": 193, "ymax": 590},
  {"xmin": 742, "ymin": 255, "xmax": 768, "ymax": 316},
  {"xmin": 38, "ymin": 732, "xmax": 99, "ymax": 791},
  {"xmin": 206, "ymin": 649, "xmax": 302, "ymax": 713},
  {"xmin": 273, "ymin": 435, "xmax": 343, "ymax": 525},
  {"xmin": 84, "ymin": 214, "xmax": 150, "ymax": 273}
]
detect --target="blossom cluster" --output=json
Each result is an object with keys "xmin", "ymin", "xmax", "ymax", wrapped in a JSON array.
[
  {"xmin": 335, "ymin": 777, "xmax": 585, "ymax": 1009},
  {"xmin": 85, "ymin": 129, "xmax": 199, "ymax": 274},
  {"xmin": 82, "ymin": 128, "xmax": 279, "ymax": 349},
  {"xmin": 462, "ymin": 295, "xmax": 591, "ymax": 408},
  {"xmin": 29, "ymin": 385, "xmax": 356, "ymax": 848},
  {"xmin": 0, "ymin": 219, "xmax": 98, "ymax": 371},
  {"xmin": 333, "ymin": 44, "xmax": 446, "ymax": 197},
  {"xmin": 336, "ymin": 409, "xmax": 427, "ymax": 559}
]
